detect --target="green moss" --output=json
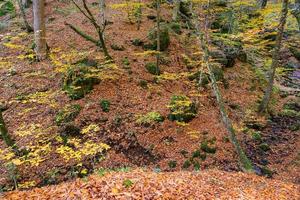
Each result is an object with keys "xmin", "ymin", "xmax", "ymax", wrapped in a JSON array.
[
  {"xmin": 169, "ymin": 22, "xmax": 181, "ymax": 34},
  {"xmin": 251, "ymin": 131, "xmax": 262, "ymax": 142},
  {"xmin": 0, "ymin": 1, "xmax": 15, "ymax": 17},
  {"xmin": 193, "ymin": 160, "xmax": 201, "ymax": 171},
  {"xmin": 168, "ymin": 160, "xmax": 177, "ymax": 169},
  {"xmin": 99, "ymin": 99, "xmax": 111, "ymax": 113},
  {"xmin": 200, "ymin": 139, "xmax": 217, "ymax": 154},
  {"xmin": 182, "ymin": 159, "xmax": 191, "ymax": 169},
  {"xmin": 123, "ymin": 179, "xmax": 134, "ymax": 188},
  {"xmin": 136, "ymin": 111, "xmax": 164, "ymax": 126},
  {"xmin": 259, "ymin": 143, "xmax": 270, "ymax": 152},
  {"xmin": 63, "ymin": 65, "xmax": 100, "ymax": 100},
  {"xmin": 168, "ymin": 95, "xmax": 197, "ymax": 123},
  {"xmin": 55, "ymin": 104, "xmax": 81, "ymax": 126},
  {"xmin": 138, "ymin": 80, "xmax": 148, "ymax": 89},
  {"xmin": 145, "ymin": 62, "xmax": 160, "ymax": 75}
]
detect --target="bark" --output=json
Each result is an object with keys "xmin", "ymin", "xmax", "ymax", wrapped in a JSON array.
[
  {"xmin": 65, "ymin": 22, "xmax": 99, "ymax": 45},
  {"xmin": 259, "ymin": 0, "xmax": 289, "ymax": 113},
  {"xmin": 17, "ymin": 0, "xmax": 33, "ymax": 33},
  {"xmin": 292, "ymin": 0, "xmax": 300, "ymax": 31},
  {"xmin": 172, "ymin": 0, "xmax": 180, "ymax": 21},
  {"xmin": 0, "ymin": 110, "xmax": 16, "ymax": 149},
  {"xmin": 156, "ymin": 0, "xmax": 161, "ymax": 74},
  {"xmin": 33, "ymin": 0, "xmax": 47, "ymax": 60},
  {"xmin": 190, "ymin": 3, "xmax": 254, "ymax": 172},
  {"xmin": 99, "ymin": 0, "xmax": 106, "ymax": 28}
]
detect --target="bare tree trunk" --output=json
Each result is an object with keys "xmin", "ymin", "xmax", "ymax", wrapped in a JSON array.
[
  {"xmin": 33, "ymin": 0, "xmax": 47, "ymax": 61},
  {"xmin": 99, "ymin": 0, "xmax": 106, "ymax": 28},
  {"xmin": 17, "ymin": 0, "xmax": 33, "ymax": 33},
  {"xmin": 172, "ymin": 0, "xmax": 180, "ymax": 21},
  {"xmin": 0, "ymin": 110, "xmax": 16, "ymax": 149},
  {"xmin": 191, "ymin": 3, "xmax": 254, "ymax": 172},
  {"xmin": 156, "ymin": 0, "xmax": 161, "ymax": 74},
  {"xmin": 259, "ymin": 0, "xmax": 289, "ymax": 113}
]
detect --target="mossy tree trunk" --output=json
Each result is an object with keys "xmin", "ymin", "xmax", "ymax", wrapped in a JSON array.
[
  {"xmin": 191, "ymin": 2, "xmax": 254, "ymax": 172},
  {"xmin": 0, "ymin": 110, "xmax": 16, "ymax": 150},
  {"xmin": 156, "ymin": 0, "xmax": 161, "ymax": 74},
  {"xmin": 259, "ymin": 0, "xmax": 289, "ymax": 113}
]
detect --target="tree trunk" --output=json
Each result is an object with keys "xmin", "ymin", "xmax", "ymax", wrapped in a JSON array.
[
  {"xmin": 172, "ymin": 0, "xmax": 180, "ymax": 21},
  {"xmin": 0, "ymin": 110, "xmax": 15, "ymax": 149},
  {"xmin": 191, "ymin": 3, "xmax": 254, "ymax": 172},
  {"xmin": 156, "ymin": 0, "xmax": 161, "ymax": 74},
  {"xmin": 17, "ymin": 0, "xmax": 33, "ymax": 33},
  {"xmin": 98, "ymin": 28, "xmax": 112, "ymax": 60},
  {"xmin": 99, "ymin": 0, "xmax": 106, "ymax": 28},
  {"xmin": 22, "ymin": 0, "xmax": 31, "ymax": 8},
  {"xmin": 292, "ymin": 0, "xmax": 300, "ymax": 31},
  {"xmin": 259, "ymin": 0, "xmax": 289, "ymax": 113},
  {"xmin": 33, "ymin": 0, "xmax": 47, "ymax": 61}
]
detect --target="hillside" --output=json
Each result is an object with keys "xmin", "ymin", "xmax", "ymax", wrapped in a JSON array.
[{"xmin": 0, "ymin": 0, "xmax": 299, "ymax": 198}]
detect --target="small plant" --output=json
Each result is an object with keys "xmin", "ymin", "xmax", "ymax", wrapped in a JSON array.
[
  {"xmin": 193, "ymin": 160, "xmax": 201, "ymax": 171},
  {"xmin": 55, "ymin": 104, "xmax": 81, "ymax": 126},
  {"xmin": 122, "ymin": 57, "xmax": 130, "ymax": 66},
  {"xmin": 182, "ymin": 159, "xmax": 191, "ymax": 169},
  {"xmin": 259, "ymin": 143, "xmax": 270, "ymax": 152},
  {"xmin": 169, "ymin": 22, "xmax": 181, "ymax": 34},
  {"xmin": 99, "ymin": 99, "xmax": 111, "ymax": 113},
  {"xmin": 145, "ymin": 62, "xmax": 160, "ymax": 75},
  {"xmin": 168, "ymin": 160, "xmax": 177, "ymax": 169},
  {"xmin": 111, "ymin": 44, "xmax": 125, "ymax": 51},
  {"xmin": 136, "ymin": 111, "xmax": 164, "ymax": 126},
  {"xmin": 200, "ymin": 138, "xmax": 217, "ymax": 154},
  {"xmin": 139, "ymin": 80, "xmax": 148, "ymax": 89},
  {"xmin": 168, "ymin": 95, "xmax": 197, "ymax": 123},
  {"xmin": 251, "ymin": 131, "xmax": 262, "ymax": 142},
  {"xmin": 123, "ymin": 179, "xmax": 134, "ymax": 188}
]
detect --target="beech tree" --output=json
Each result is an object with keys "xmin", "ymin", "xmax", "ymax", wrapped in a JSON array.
[
  {"xmin": 190, "ymin": 1, "xmax": 254, "ymax": 172},
  {"xmin": 33, "ymin": 0, "xmax": 47, "ymax": 60},
  {"xmin": 259, "ymin": 0, "xmax": 289, "ymax": 113},
  {"xmin": 67, "ymin": 0, "xmax": 112, "ymax": 60}
]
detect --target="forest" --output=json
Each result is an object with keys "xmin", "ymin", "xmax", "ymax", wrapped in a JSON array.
[{"xmin": 0, "ymin": 0, "xmax": 299, "ymax": 199}]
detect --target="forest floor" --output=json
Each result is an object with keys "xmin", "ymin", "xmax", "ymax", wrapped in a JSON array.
[{"xmin": 0, "ymin": 0, "xmax": 299, "ymax": 197}]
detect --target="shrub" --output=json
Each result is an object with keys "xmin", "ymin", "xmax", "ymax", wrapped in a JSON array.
[
  {"xmin": 145, "ymin": 62, "xmax": 160, "ymax": 75},
  {"xmin": 168, "ymin": 160, "xmax": 177, "ymax": 169},
  {"xmin": 169, "ymin": 22, "xmax": 181, "ymax": 34},
  {"xmin": 55, "ymin": 104, "xmax": 81, "ymax": 126},
  {"xmin": 259, "ymin": 143, "xmax": 270, "ymax": 152},
  {"xmin": 200, "ymin": 138, "xmax": 217, "ymax": 154},
  {"xmin": 168, "ymin": 95, "xmax": 197, "ymax": 122},
  {"xmin": 99, "ymin": 99, "xmax": 111, "ymax": 112},
  {"xmin": 138, "ymin": 80, "xmax": 148, "ymax": 89},
  {"xmin": 251, "ymin": 131, "xmax": 262, "ymax": 142},
  {"xmin": 182, "ymin": 159, "xmax": 191, "ymax": 169},
  {"xmin": 63, "ymin": 65, "xmax": 100, "ymax": 100},
  {"xmin": 136, "ymin": 111, "xmax": 164, "ymax": 126},
  {"xmin": 0, "ymin": 1, "xmax": 15, "ymax": 17}
]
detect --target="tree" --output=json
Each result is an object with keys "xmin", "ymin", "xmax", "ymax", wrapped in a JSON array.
[
  {"xmin": 67, "ymin": 0, "xmax": 112, "ymax": 60},
  {"xmin": 16, "ymin": 0, "xmax": 33, "ymax": 32},
  {"xmin": 33, "ymin": 0, "xmax": 47, "ymax": 60},
  {"xmin": 156, "ymin": 0, "xmax": 161, "ymax": 74},
  {"xmin": 0, "ymin": 110, "xmax": 16, "ymax": 150},
  {"xmin": 292, "ymin": 0, "xmax": 300, "ymax": 31},
  {"xmin": 258, "ymin": 0, "xmax": 289, "ymax": 113},
  {"xmin": 190, "ymin": 1, "xmax": 254, "ymax": 172}
]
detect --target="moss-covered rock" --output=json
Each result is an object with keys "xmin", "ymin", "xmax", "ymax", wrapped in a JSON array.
[
  {"xmin": 145, "ymin": 62, "xmax": 160, "ymax": 75},
  {"xmin": 55, "ymin": 104, "xmax": 81, "ymax": 126},
  {"xmin": 63, "ymin": 65, "xmax": 100, "ymax": 100},
  {"xmin": 136, "ymin": 111, "xmax": 164, "ymax": 126},
  {"xmin": 168, "ymin": 95, "xmax": 197, "ymax": 122}
]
